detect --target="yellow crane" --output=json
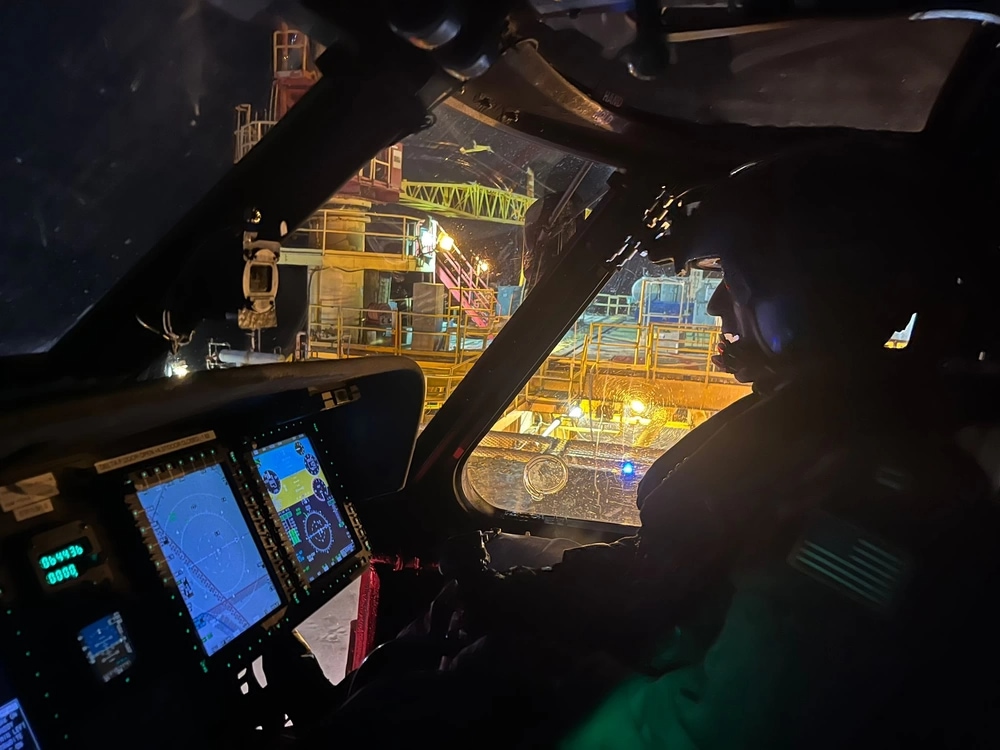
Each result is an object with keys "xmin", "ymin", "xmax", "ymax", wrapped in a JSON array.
[{"xmin": 398, "ymin": 181, "xmax": 535, "ymax": 225}]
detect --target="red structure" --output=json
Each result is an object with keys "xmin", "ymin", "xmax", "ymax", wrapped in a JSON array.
[
  {"xmin": 346, "ymin": 567, "xmax": 381, "ymax": 672},
  {"xmin": 341, "ymin": 146, "xmax": 404, "ymax": 205},
  {"xmin": 272, "ymin": 26, "xmax": 403, "ymax": 204}
]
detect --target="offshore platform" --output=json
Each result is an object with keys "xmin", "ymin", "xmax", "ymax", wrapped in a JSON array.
[
  {"xmin": 229, "ymin": 26, "xmax": 760, "ymax": 524},
  {"xmin": 225, "ymin": 26, "xmax": 915, "ymax": 527}
]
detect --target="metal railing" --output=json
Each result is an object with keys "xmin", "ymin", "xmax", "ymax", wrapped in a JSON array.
[
  {"xmin": 306, "ymin": 304, "xmax": 505, "ymax": 361},
  {"xmin": 234, "ymin": 105, "xmax": 276, "ymax": 162},
  {"xmin": 648, "ymin": 324, "xmax": 722, "ymax": 383},
  {"xmin": 636, "ymin": 277, "xmax": 689, "ymax": 326},
  {"xmin": 304, "ymin": 299, "xmax": 915, "ymax": 423},
  {"xmin": 305, "ymin": 309, "xmax": 911, "ymax": 424},
  {"xmin": 273, "ymin": 28, "xmax": 314, "ymax": 78},
  {"xmin": 579, "ymin": 321, "xmax": 728, "ymax": 389},
  {"xmin": 233, "ymin": 108, "xmax": 401, "ymax": 190},
  {"xmin": 302, "ymin": 309, "xmax": 737, "ymax": 419},
  {"xmin": 359, "ymin": 148, "xmax": 393, "ymax": 186},
  {"xmin": 588, "ymin": 294, "xmax": 633, "ymax": 318},
  {"xmin": 306, "ymin": 304, "xmax": 508, "ymax": 420},
  {"xmin": 446, "ymin": 287, "xmax": 498, "ymax": 327},
  {"xmin": 436, "ymin": 248, "xmax": 495, "ymax": 323},
  {"xmin": 284, "ymin": 208, "xmax": 426, "ymax": 256}
]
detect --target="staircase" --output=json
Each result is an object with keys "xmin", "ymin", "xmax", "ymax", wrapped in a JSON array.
[{"xmin": 435, "ymin": 247, "xmax": 494, "ymax": 328}]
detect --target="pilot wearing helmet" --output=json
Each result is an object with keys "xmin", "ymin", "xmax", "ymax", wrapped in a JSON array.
[{"xmin": 306, "ymin": 140, "xmax": 999, "ymax": 748}]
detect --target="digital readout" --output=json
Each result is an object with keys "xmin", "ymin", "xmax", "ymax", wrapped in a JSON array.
[
  {"xmin": 38, "ymin": 540, "xmax": 89, "ymax": 570},
  {"xmin": 36, "ymin": 538, "xmax": 94, "ymax": 586},
  {"xmin": 45, "ymin": 563, "xmax": 80, "ymax": 586}
]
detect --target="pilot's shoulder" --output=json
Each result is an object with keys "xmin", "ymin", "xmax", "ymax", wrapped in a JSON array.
[{"xmin": 817, "ymin": 428, "xmax": 987, "ymax": 528}]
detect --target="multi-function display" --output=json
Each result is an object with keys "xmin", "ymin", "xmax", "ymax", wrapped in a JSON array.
[{"xmin": 251, "ymin": 434, "xmax": 357, "ymax": 583}]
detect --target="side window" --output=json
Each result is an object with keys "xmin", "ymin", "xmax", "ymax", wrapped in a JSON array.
[
  {"xmin": 886, "ymin": 313, "xmax": 917, "ymax": 349},
  {"xmin": 462, "ymin": 256, "xmax": 752, "ymax": 527}
]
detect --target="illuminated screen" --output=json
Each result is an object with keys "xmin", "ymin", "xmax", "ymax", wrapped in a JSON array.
[
  {"xmin": 38, "ymin": 537, "xmax": 95, "ymax": 587},
  {"xmin": 0, "ymin": 663, "xmax": 40, "ymax": 750},
  {"xmin": 38, "ymin": 538, "xmax": 90, "ymax": 571},
  {"xmin": 78, "ymin": 612, "xmax": 135, "ymax": 683},
  {"xmin": 134, "ymin": 463, "xmax": 282, "ymax": 656},
  {"xmin": 252, "ymin": 434, "xmax": 357, "ymax": 583}
]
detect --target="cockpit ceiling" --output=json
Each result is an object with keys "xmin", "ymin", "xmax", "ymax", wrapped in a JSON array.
[{"xmin": 522, "ymin": 16, "xmax": 974, "ymax": 131}]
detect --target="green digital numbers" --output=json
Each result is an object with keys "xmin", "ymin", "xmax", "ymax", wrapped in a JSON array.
[
  {"xmin": 39, "ymin": 542, "xmax": 86, "ymax": 570},
  {"xmin": 38, "ymin": 539, "xmax": 89, "ymax": 586},
  {"xmin": 45, "ymin": 563, "xmax": 79, "ymax": 586}
]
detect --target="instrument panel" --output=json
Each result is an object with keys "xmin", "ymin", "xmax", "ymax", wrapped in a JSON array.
[{"xmin": 0, "ymin": 357, "xmax": 424, "ymax": 748}]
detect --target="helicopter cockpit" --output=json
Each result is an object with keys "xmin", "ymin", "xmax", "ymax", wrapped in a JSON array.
[{"xmin": 3, "ymin": 1, "xmax": 1000, "ymax": 748}]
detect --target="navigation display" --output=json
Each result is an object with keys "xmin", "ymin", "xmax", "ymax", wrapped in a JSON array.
[
  {"xmin": 252, "ymin": 434, "xmax": 357, "ymax": 583},
  {"xmin": 78, "ymin": 611, "xmax": 135, "ymax": 683},
  {"xmin": 134, "ymin": 462, "xmax": 282, "ymax": 656}
]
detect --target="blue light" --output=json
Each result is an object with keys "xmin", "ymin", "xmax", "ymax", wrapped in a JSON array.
[{"xmin": 621, "ymin": 461, "xmax": 635, "ymax": 476}]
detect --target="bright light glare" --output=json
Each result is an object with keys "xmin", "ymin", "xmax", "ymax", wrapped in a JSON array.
[
  {"xmin": 568, "ymin": 405, "xmax": 584, "ymax": 419},
  {"xmin": 477, "ymin": 259, "xmax": 490, "ymax": 274},
  {"xmin": 420, "ymin": 230, "xmax": 436, "ymax": 250},
  {"xmin": 629, "ymin": 398, "xmax": 646, "ymax": 414},
  {"xmin": 169, "ymin": 362, "xmax": 190, "ymax": 378},
  {"xmin": 621, "ymin": 461, "xmax": 635, "ymax": 476},
  {"xmin": 438, "ymin": 234, "xmax": 455, "ymax": 251}
]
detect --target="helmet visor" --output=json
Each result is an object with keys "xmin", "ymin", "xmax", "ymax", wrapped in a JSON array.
[{"xmin": 690, "ymin": 256, "xmax": 722, "ymax": 271}]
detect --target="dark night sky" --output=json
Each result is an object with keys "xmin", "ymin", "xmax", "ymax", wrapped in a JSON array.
[
  {"xmin": 0, "ymin": 0, "xmax": 272, "ymax": 355},
  {"xmin": 0, "ymin": 0, "xmax": 615, "ymax": 356}
]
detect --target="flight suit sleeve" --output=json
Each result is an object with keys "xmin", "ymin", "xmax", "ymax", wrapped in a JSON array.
[
  {"xmin": 461, "ymin": 536, "xmax": 640, "ymax": 635},
  {"xmin": 559, "ymin": 523, "xmax": 905, "ymax": 750}
]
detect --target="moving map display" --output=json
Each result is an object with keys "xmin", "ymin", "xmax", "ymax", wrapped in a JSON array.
[
  {"xmin": 134, "ymin": 462, "xmax": 282, "ymax": 657},
  {"xmin": 252, "ymin": 434, "xmax": 356, "ymax": 583}
]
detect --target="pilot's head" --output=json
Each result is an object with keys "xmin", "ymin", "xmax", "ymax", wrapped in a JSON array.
[{"xmin": 653, "ymin": 139, "xmax": 940, "ymax": 388}]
